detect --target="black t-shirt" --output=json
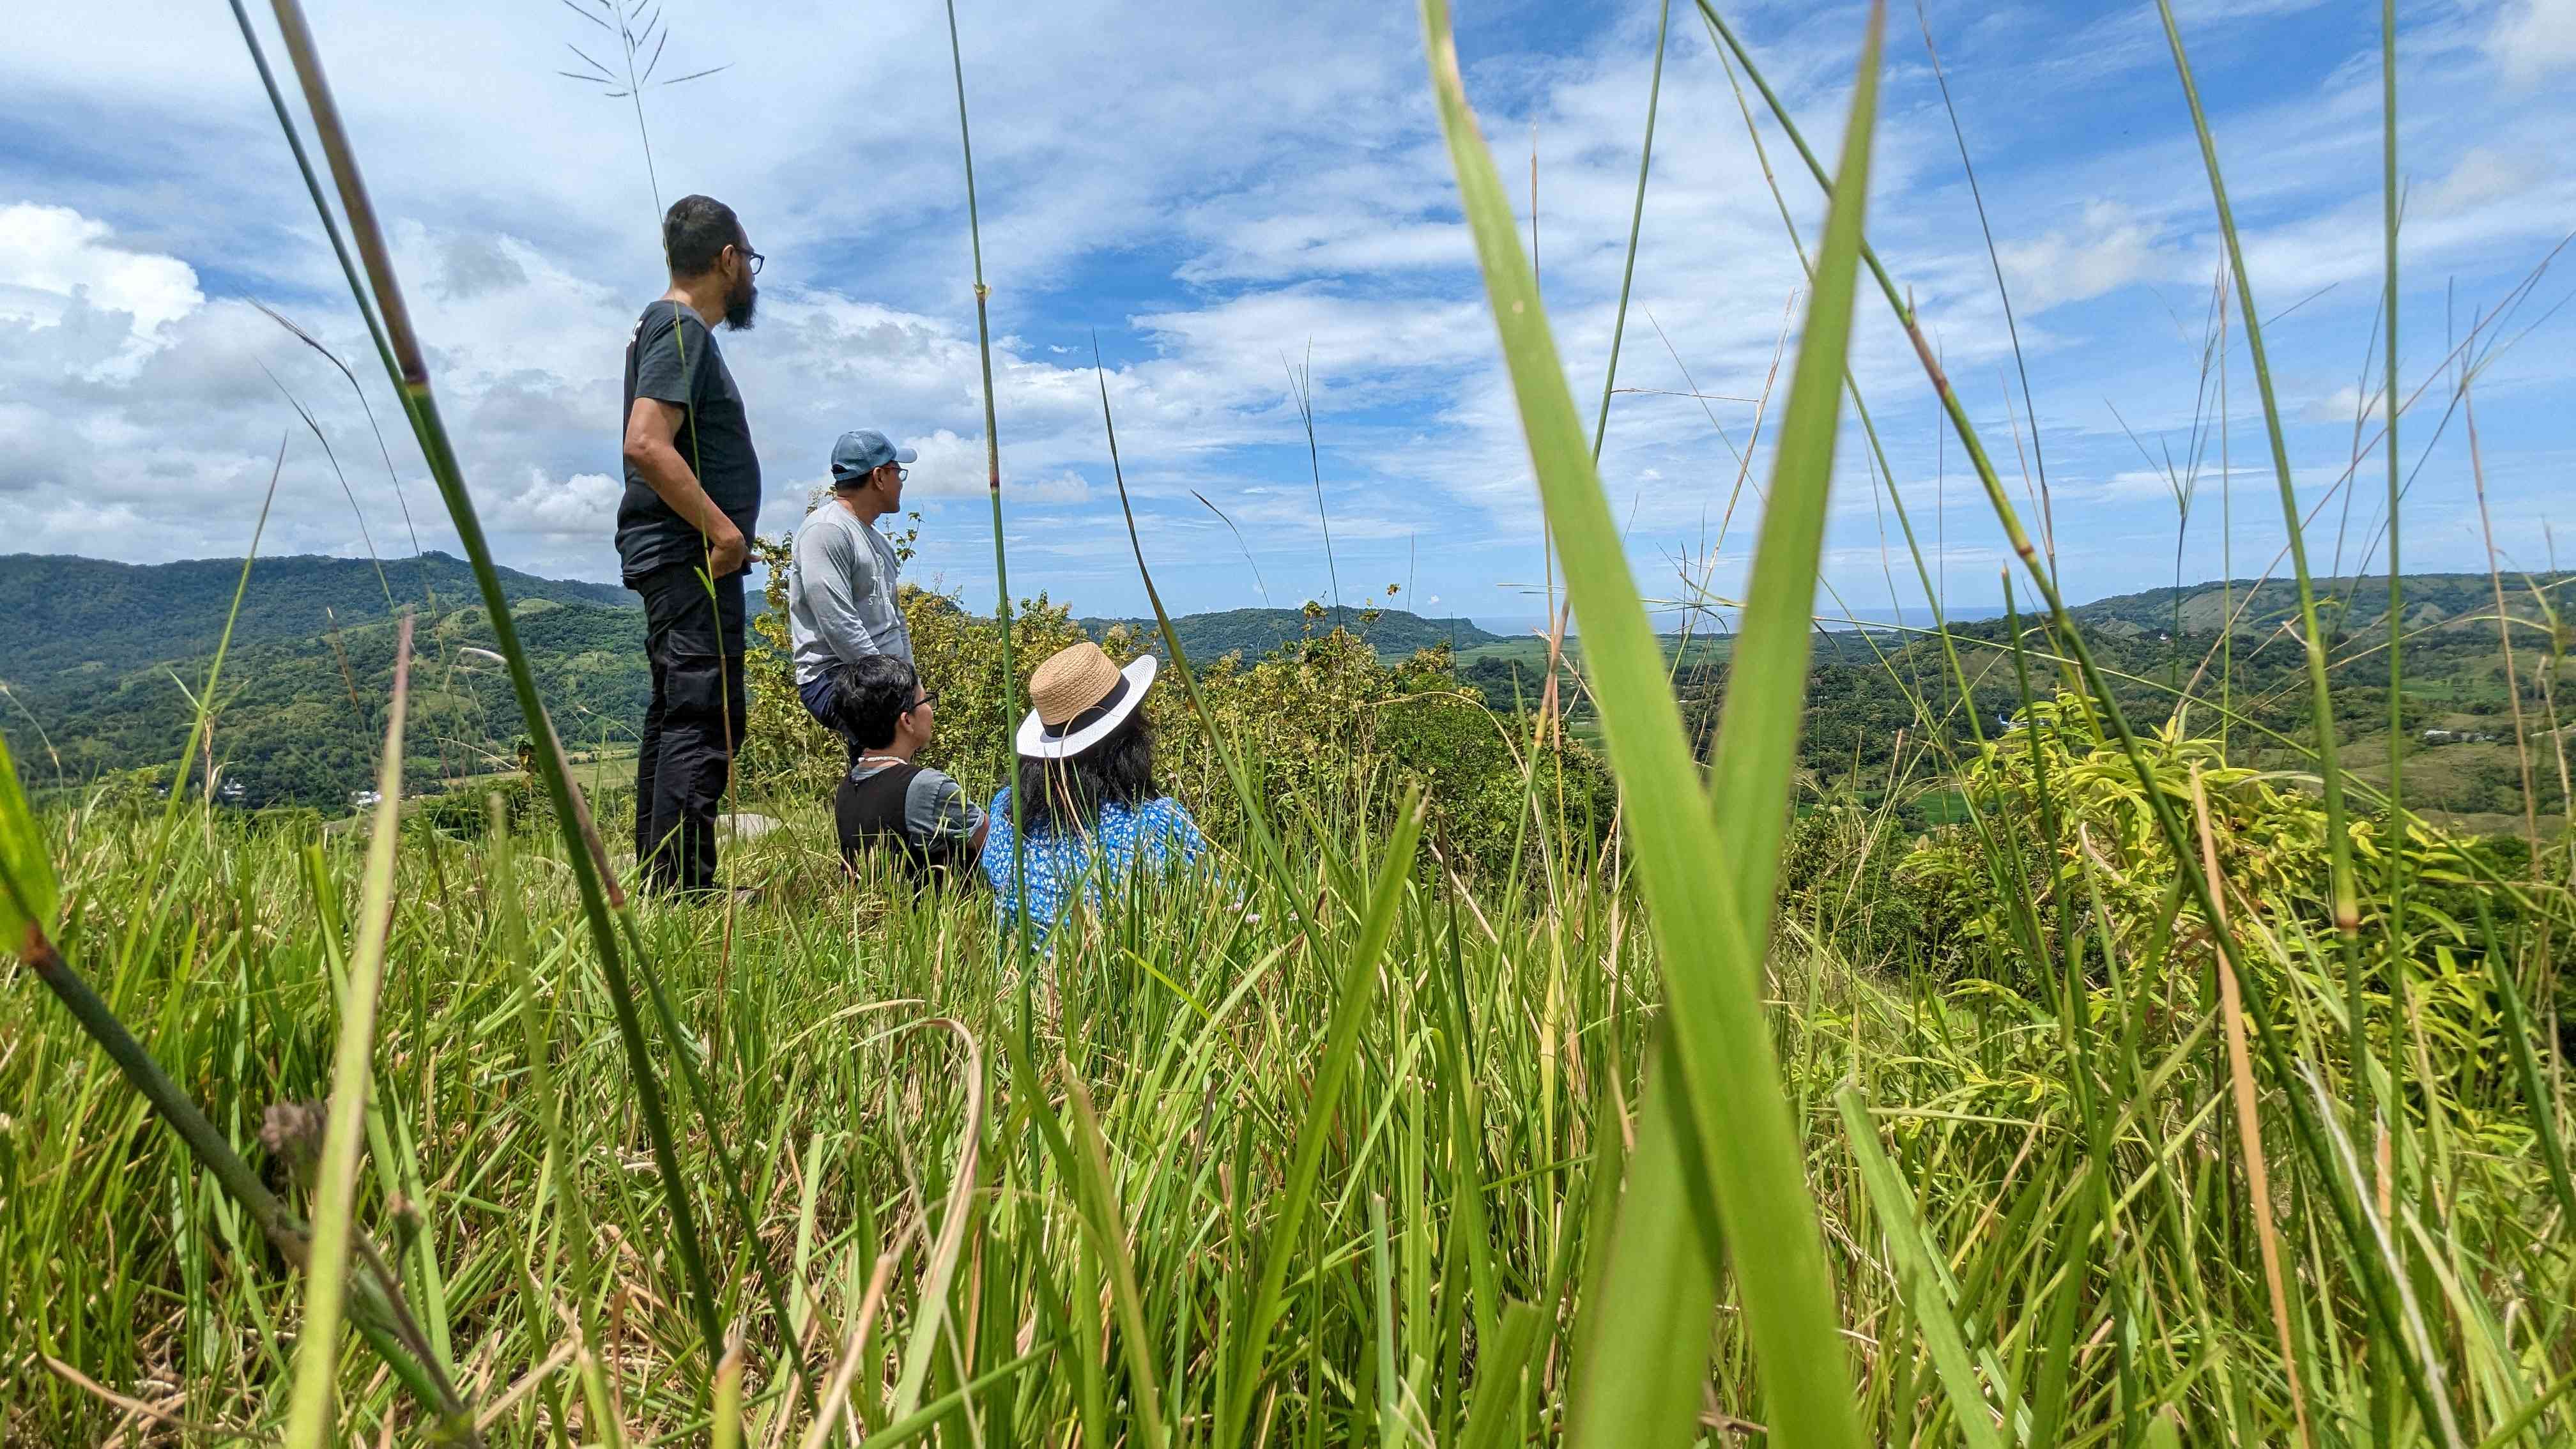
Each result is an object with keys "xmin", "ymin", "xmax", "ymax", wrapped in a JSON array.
[{"xmin": 615, "ymin": 300, "xmax": 761, "ymax": 582}]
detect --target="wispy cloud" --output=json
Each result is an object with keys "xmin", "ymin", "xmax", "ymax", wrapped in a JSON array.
[{"xmin": 2485, "ymin": 0, "xmax": 2576, "ymax": 88}]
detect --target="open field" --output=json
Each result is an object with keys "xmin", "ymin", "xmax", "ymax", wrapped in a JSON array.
[{"xmin": 433, "ymin": 746, "xmax": 640, "ymax": 801}]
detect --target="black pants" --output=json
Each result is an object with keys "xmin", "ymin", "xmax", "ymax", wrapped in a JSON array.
[{"xmin": 631, "ymin": 565, "xmax": 747, "ymax": 894}]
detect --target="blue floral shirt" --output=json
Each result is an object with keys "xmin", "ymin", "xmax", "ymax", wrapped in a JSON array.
[{"xmin": 979, "ymin": 788, "xmax": 1209, "ymax": 940}]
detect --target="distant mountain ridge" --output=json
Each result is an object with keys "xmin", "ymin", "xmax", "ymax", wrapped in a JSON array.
[
  {"xmin": 0, "ymin": 551, "xmax": 631, "ymax": 695},
  {"xmin": 0, "ymin": 554, "xmax": 1512, "ymax": 806},
  {"xmin": 1078, "ymin": 605, "xmax": 1501, "ymax": 662},
  {"xmin": 5, "ymin": 553, "xmax": 2562, "ymax": 808},
  {"xmin": 2063, "ymin": 572, "xmax": 2573, "ymax": 638}
]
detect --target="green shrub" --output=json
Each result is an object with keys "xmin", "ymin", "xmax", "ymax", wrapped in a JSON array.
[
  {"xmin": 1890, "ymin": 691, "xmax": 2576, "ymax": 1070},
  {"xmin": 1899, "ymin": 691, "xmax": 2468, "ymax": 975}
]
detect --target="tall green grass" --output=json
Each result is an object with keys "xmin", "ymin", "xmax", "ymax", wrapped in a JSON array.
[
  {"xmin": 262, "ymin": 0, "xmax": 744, "ymax": 1388},
  {"xmin": 10, "ymin": 743, "xmax": 2570, "ymax": 1443},
  {"xmin": 282, "ymin": 616, "xmax": 417, "ymax": 1448},
  {"xmin": 1423, "ymin": 2, "xmax": 1883, "ymax": 1445}
]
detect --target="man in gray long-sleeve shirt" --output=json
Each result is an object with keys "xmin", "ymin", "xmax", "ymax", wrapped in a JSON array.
[{"xmin": 791, "ymin": 429, "xmax": 917, "ymax": 751}]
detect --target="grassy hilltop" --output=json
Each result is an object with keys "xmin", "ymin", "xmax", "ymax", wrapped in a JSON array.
[{"xmin": 7, "ymin": 700, "xmax": 2571, "ymax": 1442}]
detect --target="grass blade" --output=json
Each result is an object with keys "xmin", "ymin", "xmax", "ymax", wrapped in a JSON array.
[
  {"xmin": 486, "ymin": 796, "xmax": 624, "ymax": 1448},
  {"xmin": 710, "ymin": 1333, "xmax": 744, "ymax": 1449},
  {"xmin": 942, "ymin": 0, "xmax": 1029, "ymax": 974},
  {"xmin": 1836, "ymin": 1085, "xmax": 2004, "ymax": 1449},
  {"xmin": 1061, "ymin": 1074, "xmax": 1169, "ymax": 1449},
  {"xmin": 2189, "ymin": 769, "xmax": 2315, "ymax": 1447},
  {"xmin": 887, "ymin": 1018, "xmax": 986, "ymax": 1421},
  {"xmin": 0, "ymin": 725, "xmax": 57, "ymax": 946},
  {"xmin": 225, "ymin": 0, "xmax": 429, "ymax": 585},
  {"xmin": 1223, "ymin": 790, "xmax": 1423, "ymax": 1442},
  {"xmin": 2472, "ymin": 892, "xmax": 2576, "ymax": 1225},
  {"xmin": 255, "ymin": 0, "xmax": 728, "ymax": 1368},
  {"xmin": 1459, "ymin": 1300, "xmax": 1544, "ymax": 1449},
  {"xmin": 284, "ymin": 613, "xmax": 414, "ymax": 1449},
  {"xmin": 1590, "ymin": 0, "xmax": 1669, "ymax": 461},
  {"xmin": 2151, "ymin": 0, "xmax": 2367, "ymax": 1122},
  {"xmin": 160, "ymin": 436, "xmax": 284, "ymax": 832},
  {"xmin": 1285, "ymin": 349, "xmax": 1342, "ymax": 613},
  {"xmin": 1421, "ymin": 3, "xmax": 1882, "ymax": 1446},
  {"xmin": 2378, "ymin": 0, "xmax": 2406, "ymax": 981},
  {"xmin": 1096, "ymin": 342, "xmax": 1321, "ymax": 944},
  {"xmin": 1565, "ymin": 1061, "xmax": 1718, "ymax": 1443}
]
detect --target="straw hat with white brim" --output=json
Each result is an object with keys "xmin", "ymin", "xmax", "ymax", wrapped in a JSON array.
[{"xmin": 1016, "ymin": 641, "xmax": 1158, "ymax": 760}]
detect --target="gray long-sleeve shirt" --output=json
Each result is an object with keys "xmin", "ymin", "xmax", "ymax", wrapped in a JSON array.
[{"xmin": 789, "ymin": 503, "xmax": 912, "ymax": 682}]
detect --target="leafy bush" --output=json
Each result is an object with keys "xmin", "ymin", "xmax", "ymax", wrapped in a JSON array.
[
  {"xmin": 1873, "ymin": 691, "xmax": 2576, "ymax": 1168},
  {"xmin": 1897, "ymin": 691, "xmax": 2492, "ymax": 981},
  {"xmin": 1897, "ymin": 692, "xmax": 2576, "ymax": 1061},
  {"xmin": 1174, "ymin": 626, "xmax": 1615, "ymax": 875}
]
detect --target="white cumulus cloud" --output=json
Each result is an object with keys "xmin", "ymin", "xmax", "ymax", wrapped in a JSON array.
[
  {"xmin": 491, "ymin": 469, "xmax": 623, "ymax": 540},
  {"xmin": 0, "ymin": 203, "xmax": 203, "ymax": 337}
]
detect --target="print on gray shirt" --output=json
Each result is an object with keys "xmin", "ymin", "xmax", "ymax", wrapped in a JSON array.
[{"xmin": 790, "ymin": 503, "xmax": 913, "ymax": 682}]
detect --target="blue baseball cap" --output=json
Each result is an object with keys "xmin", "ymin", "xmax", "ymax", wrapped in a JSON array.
[{"xmin": 829, "ymin": 429, "xmax": 917, "ymax": 484}]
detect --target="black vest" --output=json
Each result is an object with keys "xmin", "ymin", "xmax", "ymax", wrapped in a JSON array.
[{"xmin": 834, "ymin": 763, "xmax": 975, "ymax": 883}]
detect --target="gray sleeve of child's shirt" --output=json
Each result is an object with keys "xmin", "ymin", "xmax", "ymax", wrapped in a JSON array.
[{"xmin": 904, "ymin": 770, "xmax": 986, "ymax": 845}]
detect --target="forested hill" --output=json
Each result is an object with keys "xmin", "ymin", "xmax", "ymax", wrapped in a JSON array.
[
  {"xmin": 30, "ymin": 597, "xmax": 645, "ymax": 805},
  {"xmin": 1077, "ymin": 606, "xmax": 1500, "ymax": 661},
  {"xmin": 1, "ymin": 555, "xmax": 1506, "ymax": 806},
  {"xmin": 8, "ymin": 549, "xmax": 2564, "ymax": 816},
  {"xmin": 0, "ymin": 554, "xmax": 1498, "ymax": 700},
  {"xmin": 0, "ymin": 552, "xmax": 632, "ymax": 694},
  {"xmin": 2065, "ymin": 572, "xmax": 2573, "ymax": 638}
]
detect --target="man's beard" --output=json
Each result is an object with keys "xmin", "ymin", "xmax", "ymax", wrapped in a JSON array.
[{"xmin": 722, "ymin": 279, "xmax": 758, "ymax": 331}]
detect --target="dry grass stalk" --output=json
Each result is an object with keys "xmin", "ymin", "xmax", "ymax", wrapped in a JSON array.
[{"xmin": 2191, "ymin": 764, "xmax": 2314, "ymax": 1448}]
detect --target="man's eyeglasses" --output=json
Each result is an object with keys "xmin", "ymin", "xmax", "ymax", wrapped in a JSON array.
[
  {"xmin": 904, "ymin": 690, "xmax": 939, "ymax": 715},
  {"xmin": 738, "ymin": 247, "xmax": 765, "ymax": 276},
  {"xmin": 895, "ymin": 466, "xmax": 909, "ymax": 483}
]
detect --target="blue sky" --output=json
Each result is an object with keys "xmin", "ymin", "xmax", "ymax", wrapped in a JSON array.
[{"xmin": 1, "ymin": 0, "xmax": 2570, "ymax": 634}]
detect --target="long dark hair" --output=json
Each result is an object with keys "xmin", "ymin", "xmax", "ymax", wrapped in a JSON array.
[{"xmin": 1016, "ymin": 713, "xmax": 1158, "ymax": 836}]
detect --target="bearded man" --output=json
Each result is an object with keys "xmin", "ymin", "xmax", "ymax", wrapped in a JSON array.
[{"xmin": 615, "ymin": 192, "xmax": 763, "ymax": 898}]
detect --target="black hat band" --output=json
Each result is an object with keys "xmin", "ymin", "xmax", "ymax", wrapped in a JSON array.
[{"xmin": 1041, "ymin": 671, "xmax": 1130, "ymax": 740}]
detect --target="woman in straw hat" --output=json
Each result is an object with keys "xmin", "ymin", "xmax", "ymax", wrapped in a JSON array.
[{"xmin": 982, "ymin": 640, "xmax": 1209, "ymax": 939}]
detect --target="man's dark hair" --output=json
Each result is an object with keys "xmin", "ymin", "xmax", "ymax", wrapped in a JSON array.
[
  {"xmin": 663, "ymin": 194, "xmax": 744, "ymax": 278},
  {"xmin": 1016, "ymin": 714, "xmax": 1158, "ymax": 836},
  {"xmin": 822, "ymin": 656, "xmax": 918, "ymax": 751}
]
